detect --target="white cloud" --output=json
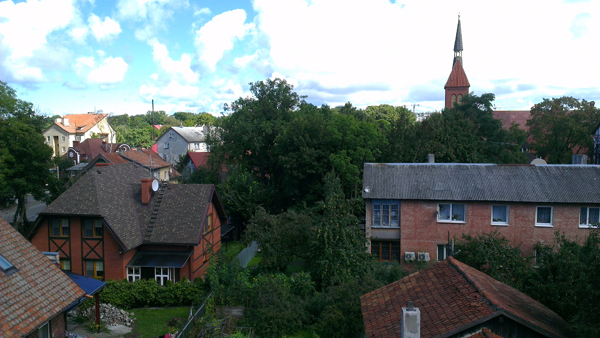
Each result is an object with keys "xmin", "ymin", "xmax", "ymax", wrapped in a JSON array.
[
  {"xmin": 139, "ymin": 81, "xmax": 199, "ymax": 100},
  {"xmin": 75, "ymin": 55, "xmax": 128, "ymax": 85},
  {"xmin": 69, "ymin": 26, "xmax": 89, "ymax": 43},
  {"xmin": 88, "ymin": 14, "xmax": 122, "ymax": 42},
  {"xmin": 194, "ymin": 7, "xmax": 211, "ymax": 16},
  {"xmin": 0, "ymin": 0, "xmax": 75, "ymax": 82},
  {"xmin": 149, "ymin": 38, "xmax": 199, "ymax": 84},
  {"xmin": 195, "ymin": 9, "xmax": 253, "ymax": 70},
  {"xmin": 116, "ymin": 0, "xmax": 189, "ymax": 41}
]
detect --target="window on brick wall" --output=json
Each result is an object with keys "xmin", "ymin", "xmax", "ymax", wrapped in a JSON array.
[
  {"xmin": 127, "ymin": 267, "xmax": 141, "ymax": 282},
  {"xmin": 437, "ymin": 203, "xmax": 465, "ymax": 222},
  {"xmin": 60, "ymin": 259, "xmax": 71, "ymax": 271},
  {"xmin": 580, "ymin": 207, "xmax": 600, "ymax": 228},
  {"xmin": 50, "ymin": 218, "xmax": 70, "ymax": 237},
  {"xmin": 85, "ymin": 260, "xmax": 104, "ymax": 280},
  {"xmin": 535, "ymin": 206, "xmax": 553, "ymax": 227},
  {"xmin": 83, "ymin": 219, "xmax": 103, "ymax": 238},
  {"xmin": 372, "ymin": 200, "xmax": 400, "ymax": 227},
  {"xmin": 491, "ymin": 205, "xmax": 509, "ymax": 226},
  {"xmin": 371, "ymin": 241, "xmax": 400, "ymax": 261}
]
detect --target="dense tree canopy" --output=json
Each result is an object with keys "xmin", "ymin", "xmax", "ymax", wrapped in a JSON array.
[{"xmin": 526, "ymin": 97, "xmax": 600, "ymax": 163}]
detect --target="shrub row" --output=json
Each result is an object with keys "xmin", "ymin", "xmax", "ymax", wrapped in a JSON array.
[{"xmin": 97, "ymin": 279, "xmax": 206, "ymax": 309}]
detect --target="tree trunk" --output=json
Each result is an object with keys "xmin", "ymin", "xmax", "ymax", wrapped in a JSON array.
[{"xmin": 12, "ymin": 195, "xmax": 29, "ymax": 235}]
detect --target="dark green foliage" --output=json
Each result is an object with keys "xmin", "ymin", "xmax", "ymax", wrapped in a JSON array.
[
  {"xmin": 219, "ymin": 166, "xmax": 271, "ymax": 223},
  {"xmin": 98, "ymin": 279, "xmax": 205, "ymax": 309},
  {"xmin": 524, "ymin": 232, "xmax": 600, "ymax": 338},
  {"xmin": 453, "ymin": 232, "xmax": 534, "ymax": 290},
  {"xmin": 245, "ymin": 208, "xmax": 312, "ymax": 271},
  {"xmin": 526, "ymin": 97, "xmax": 600, "ymax": 163},
  {"xmin": 418, "ymin": 93, "xmax": 527, "ymax": 163}
]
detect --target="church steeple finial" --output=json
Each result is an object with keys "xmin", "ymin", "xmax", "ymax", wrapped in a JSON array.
[{"xmin": 453, "ymin": 14, "xmax": 463, "ymax": 66}]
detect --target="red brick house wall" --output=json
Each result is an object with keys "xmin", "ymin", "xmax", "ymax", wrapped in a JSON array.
[
  {"xmin": 366, "ymin": 199, "xmax": 595, "ymax": 263},
  {"xmin": 30, "ymin": 199, "xmax": 222, "ymax": 282}
]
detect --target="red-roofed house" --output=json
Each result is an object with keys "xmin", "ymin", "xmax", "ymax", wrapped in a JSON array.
[
  {"xmin": 43, "ymin": 113, "xmax": 116, "ymax": 157},
  {"xmin": 1, "ymin": 218, "xmax": 86, "ymax": 338},
  {"xmin": 360, "ymin": 257, "xmax": 570, "ymax": 338},
  {"xmin": 66, "ymin": 138, "xmax": 131, "ymax": 165}
]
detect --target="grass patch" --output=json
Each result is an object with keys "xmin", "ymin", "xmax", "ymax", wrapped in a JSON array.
[
  {"xmin": 246, "ymin": 254, "xmax": 262, "ymax": 268},
  {"xmin": 131, "ymin": 307, "xmax": 190, "ymax": 338},
  {"xmin": 222, "ymin": 241, "xmax": 246, "ymax": 263}
]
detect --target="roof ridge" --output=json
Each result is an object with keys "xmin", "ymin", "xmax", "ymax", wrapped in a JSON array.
[
  {"xmin": 448, "ymin": 256, "xmax": 502, "ymax": 310},
  {"xmin": 143, "ymin": 182, "xmax": 168, "ymax": 242}
]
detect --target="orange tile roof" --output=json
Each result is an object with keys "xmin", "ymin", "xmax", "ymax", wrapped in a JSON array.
[
  {"xmin": 444, "ymin": 58, "xmax": 470, "ymax": 88},
  {"xmin": 0, "ymin": 218, "xmax": 86, "ymax": 337},
  {"xmin": 54, "ymin": 113, "xmax": 108, "ymax": 134},
  {"xmin": 360, "ymin": 257, "xmax": 569, "ymax": 338},
  {"xmin": 467, "ymin": 328, "xmax": 503, "ymax": 338},
  {"xmin": 120, "ymin": 149, "xmax": 172, "ymax": 169},
  {"xmin": 492, "ymin": 110, "xmax": 531, "ymax": 131}
]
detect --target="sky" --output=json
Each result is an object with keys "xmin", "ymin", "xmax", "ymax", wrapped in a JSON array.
[{"xmin": 0, "ymin": 0, "xmax": 598, "ymax": 117}]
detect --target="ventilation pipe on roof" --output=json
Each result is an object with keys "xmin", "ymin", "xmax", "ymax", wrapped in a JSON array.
[
  {"xmin": 141, "ymin": 178, "xmax": 154, "ymax": 204},
  {"xmin": 401, "ymin": 301, "xmax": 420, "ymax": 338},
  {"xmin": 427, "ymin": 154, "xmax": 435, "ymax": 163}
]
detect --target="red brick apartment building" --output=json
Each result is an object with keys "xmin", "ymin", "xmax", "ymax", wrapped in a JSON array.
[
  {"xmin": 362, "ymin": 163, "xmax": 600, "ymax": 263},
  {"xmin": 29, "ymin": 162, "xmax": 226, "ymax": 283}
]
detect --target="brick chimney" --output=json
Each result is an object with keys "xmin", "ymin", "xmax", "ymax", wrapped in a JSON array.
[
  {"xmin": 401, "ymin": 301, "xmax": 420, "ymax": 338},
  {"xmin": 141, "ymin": 178, "xmax": 154, "ymax": 204}
]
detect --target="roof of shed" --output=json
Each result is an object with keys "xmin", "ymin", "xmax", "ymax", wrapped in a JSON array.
[
  {"xmin": 0, "ymin": 218, "xmax": 85, "ymax": 337},
  {"xmin": 360, "ymin": 257, "xmax": 569, "ymax": 338},
  {"xmin": 362, "ymin": 163, "xmax": 600, "ymax": 203}
]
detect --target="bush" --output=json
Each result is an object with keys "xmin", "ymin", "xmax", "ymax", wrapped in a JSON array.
[{"xmin": 98, "ymin": 279, "xmax": 205, "ymax": 309}]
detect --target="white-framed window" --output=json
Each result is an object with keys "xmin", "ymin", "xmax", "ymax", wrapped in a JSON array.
[
  {"xmin": 164, "ymin": 170, "xmax": 168, "ymax": 180},
  {"xmin": 372, "ymin": 200, "xmax": 400, "ymax": 227},
  {"xmin": 61, "ymin": 146, "xmax": 66, "ymax": 152},
  {"xmin": 127, "ymin": 267, "xmax": 141, "ymax": 282},
  {"xmin": 164, "ymin": 142, "xmax": 169, "ymax": 149},
  {"xmin": 535, "ymin": 206, "xmax": 553, "ymax": 227},
  {"xmin": 46, "ymin": 136, "xmax": 50, "ymax": 143},
  {"xmin": 437, "ymin": 244, "xmax": 452, "ymax": 261},
  {"xmin": 75, "ymin": 135, "xmax": 82, "ymax": 141},
  {"xmin": 437, "ymin": 203, "xmax": 466, "ymax": 223},
  {"xmin": 491, "ymin": 205, "xmax": 509, "ymax": 226},
  {"xmin": 155, "ymin": 267, "xmax": 171, "ymax": 285},
  {"xmin": 580, "ymin": 207, "xmax": 600, "ymax": 228},
  {"xmin": 61, "ymin": 136, "xmax": 66, "ymax": 142},
  {"xmin": 39, "ymin": 322, "xmax": 50, "ymax": 338}
]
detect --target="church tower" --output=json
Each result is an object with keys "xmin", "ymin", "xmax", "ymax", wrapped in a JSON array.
[{"xmin": 444, "ymin": 15, "xmax": 470, "ymax": 109}]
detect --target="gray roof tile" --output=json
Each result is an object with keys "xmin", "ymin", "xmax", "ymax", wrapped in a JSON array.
[{"xmin": 362, "ymin": 163, "xmax": 600, "ymax": 203}]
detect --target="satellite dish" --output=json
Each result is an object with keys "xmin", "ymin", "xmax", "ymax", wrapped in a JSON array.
[{"xmin": 152, "ymin": 179, "xmax": 160, "ymax": 192}]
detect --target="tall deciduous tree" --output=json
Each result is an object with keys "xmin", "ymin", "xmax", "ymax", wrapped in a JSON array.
[{"xmin": 526, "ymin": 97, "xmax": 599, "ymax": 164}]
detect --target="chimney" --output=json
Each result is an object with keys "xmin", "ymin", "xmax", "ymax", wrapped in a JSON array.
[
  {"xmin": 55, "ymin": 118, "xmax": 62, "ymax": 124},
  {"xmin": 141, "ymin": 178, "xmax": 154, "ymax": 204},
  {"xmin": 572, "ymin": 154, "xmax": 588, "ymax": 165},
  {"xmin": 401, "ymin": 301, "xmax": 420, "ymax": 338},
  {"xmin": 137, "ymin": 146, "xmax": 143, "ymax": 152},
  {"xmin": 427, "ymin": 154, "xmax": 435, "ymax": 163},
  {"xmin": 62, "ymin": 118, "xmax": 69, "ymax": 127}
]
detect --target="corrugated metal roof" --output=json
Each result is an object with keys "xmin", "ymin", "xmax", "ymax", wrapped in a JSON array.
[
  {"xmin": 171, "ymin": 126, "xmax": 211, "ymax": 142},
  {"xmin": 362, "ymin": 163, "xmax": 600, "ymax": 203}
]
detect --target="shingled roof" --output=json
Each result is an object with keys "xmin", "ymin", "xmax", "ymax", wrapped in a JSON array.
[
  {"xmin": 33, "ymin": 163, "xmax": 223, "ymax": 251},
  {"xmin": 362, "ymin": 163, "xmax": 600, "ymax": 203},
  {"xmin": 1, "ymin": 218, "xmax": 85, "ymax": 337},
  {"xmin": 120, "ymin": 148, "xmax": 172, "ymax": 169},
  {"xmin": 360, "ymin": 257, "xmax": 569, "ymax": 338}
]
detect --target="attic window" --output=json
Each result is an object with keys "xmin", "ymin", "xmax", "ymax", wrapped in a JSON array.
[
  {"xmin": 0, "ymin": 253, "xmax": 17, "ymax": 275},
  {"xmin": 77, "ymin": 126, "xmax": 86, "ymax": 130}
]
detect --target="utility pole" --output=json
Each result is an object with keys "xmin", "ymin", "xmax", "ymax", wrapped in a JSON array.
[
  {"xmin": 412, "ymin": 104, "xmax": 420, "ymax": 113},
  {"xmin": 152, "ymin": 99, "xmax": 155, "ymax": 141}
]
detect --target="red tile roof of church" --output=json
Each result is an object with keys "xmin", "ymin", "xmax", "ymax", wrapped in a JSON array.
[{"xmin": 444, "ymin": 58, "xmax": 470, "ymax": 88}]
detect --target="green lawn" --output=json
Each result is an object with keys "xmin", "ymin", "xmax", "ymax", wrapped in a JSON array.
[
  {"xmin": 222, "ymin": 241, "xmax": 246, "ymax": 263},
  {"xmin": 246, "ymin": 253, "xmax": 262, "ymax": 268},
  {"xmin": 131, "ymin": 307, "xmax": 190, "ymax": 338}
]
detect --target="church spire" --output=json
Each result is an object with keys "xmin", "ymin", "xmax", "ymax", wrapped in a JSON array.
[{"xmin": 453, "ymin": 14, "xmax": 463, "ymax": 66}]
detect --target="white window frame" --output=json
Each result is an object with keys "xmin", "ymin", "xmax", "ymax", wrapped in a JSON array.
[
  {"xmin": 535, "ymin": 206, "xmax": 553, "ymax": 227},
  {"xmin": 39, "ymin": 322, "xmax": 50, "ymax": 338},
  {"xmin": 155, "ymin": 267, "xmax": 172, "ymax": 285},
  {"xmin": 579, "ymin": 207, "xmax": 600, "ymax": 228},
  {"xmin": 127, "ymin": 267, "xmax": 141, "ymax": 282},
  {"xmin": 491, "ymin": 205, "xmax": 509, "ymax": 226},
  {"xmin": 61, "ymin": 136, "xmax": 66, "ymax": 142},
  {"xmin": 164, "ymin": 142, "xmax": 169, "ymax": 149},
  {"xmin": 437, "ymin": 244, "xmax": 452, "ymax": 261},
  {"xmin": 46, "ymin": 136, "xmax": 50, "ymax": 143},
  {"xmin": 437, "ymin": 203, "xmax": 466, "ymax": 223},
  {"xmin": 371, "ymin": 200, "xmax": 400, "ymax": 228}
]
